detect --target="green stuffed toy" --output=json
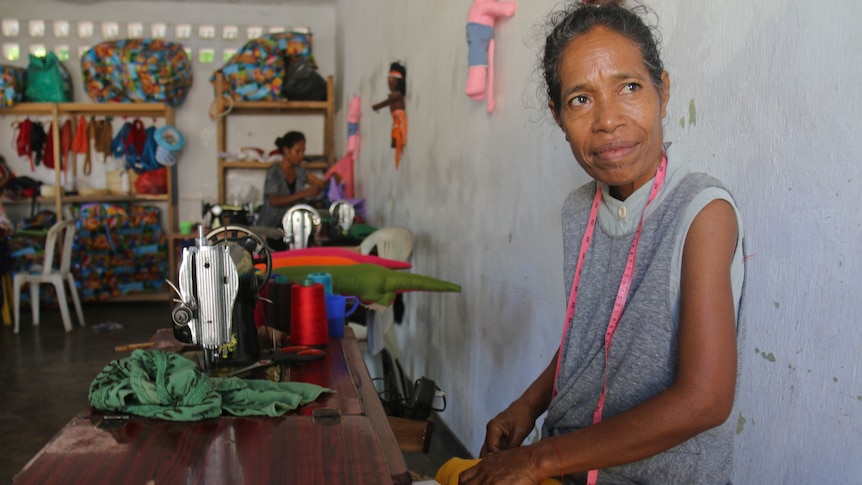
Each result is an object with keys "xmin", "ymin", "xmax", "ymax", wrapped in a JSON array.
[{"xmin": 272, "ymin": 264, "xmax": 461, "ymax": 306}]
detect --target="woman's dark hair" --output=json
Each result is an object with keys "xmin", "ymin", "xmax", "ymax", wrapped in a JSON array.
[
  {"xmin": 275, "ymin": 131, "xmax": 305, "ymax": 150},
  {"xmin": 389, "ymin": 62, "xmax": 407, "ymax": 96},
  {"xmin": 543, "ymin": 3, "xmax": 664, "ymax": 116}
]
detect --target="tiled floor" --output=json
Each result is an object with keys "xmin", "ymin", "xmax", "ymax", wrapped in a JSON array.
[{"xmin": 0, "ymin": 300, "xmax": 470, "ymax": 484}]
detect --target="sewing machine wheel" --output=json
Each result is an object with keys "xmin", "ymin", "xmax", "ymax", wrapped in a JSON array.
[{"xmin": 205, "ymin": 225, "xmax": 272, "ymax": 293}]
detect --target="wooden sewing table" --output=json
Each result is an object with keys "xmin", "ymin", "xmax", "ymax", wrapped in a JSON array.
[{"xmin": 12, "ymin": 328, "xmax": 411, "ymax": 485}]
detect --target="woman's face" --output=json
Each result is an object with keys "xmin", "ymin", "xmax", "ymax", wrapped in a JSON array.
[
  {"xmin": 283, "ymin": 139, "xmax": 306, "ymax": 166},
  {"xmin": 551, "ymin": 26, "xmax": 670, "ymax": 199}
]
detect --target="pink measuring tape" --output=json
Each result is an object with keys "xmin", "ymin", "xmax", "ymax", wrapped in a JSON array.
[{"xmin": 552, "ymin": 155, "xmax": 667, "ymax": 485}]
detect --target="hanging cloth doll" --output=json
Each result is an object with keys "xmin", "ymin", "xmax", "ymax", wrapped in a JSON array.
[
  {"xmin": 465, "ymin": 0, "xmax": 516, "ymax": 114},
  {"xmin": 372, "ymin": 62, "xmax": 407, "ymax": 170},
  {"xmin": 325, "ymin": 94, "xmax": 360, "ymax": 198}
]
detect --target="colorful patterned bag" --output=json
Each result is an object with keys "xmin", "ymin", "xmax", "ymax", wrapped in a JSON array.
[
  {"xmin": 0, "ymin": 65, "xmax": 27, "ymax": 107},
  {"xmin": 81, "ymin": 39, "xmax": 192, "ymax": 107},
  {"xmin": 72, "ymin": 203, "xmax": 167, "ymax": 300},
  {"xmin": 211, "ymin": 31, "xmax": 313, "ymax": 101}
]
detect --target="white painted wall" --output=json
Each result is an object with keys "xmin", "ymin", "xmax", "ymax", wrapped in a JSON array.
[
  {"xmin": 1, "ymin": 1, "xmax": 860, "ymax": 482},
  {"xmin": 335, "ymin": 1, "xmax": 862, "ymax": 483}
]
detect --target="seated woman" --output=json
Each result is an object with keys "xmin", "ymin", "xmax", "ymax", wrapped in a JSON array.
[{"xmin": 257, "ymin": 131, "xmax": 326, "ymax": 235}]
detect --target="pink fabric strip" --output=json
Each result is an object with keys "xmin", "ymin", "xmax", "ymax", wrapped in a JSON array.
[{"xmin": 550, "ymin": 155, "xmax": 667, "ymax": 485}]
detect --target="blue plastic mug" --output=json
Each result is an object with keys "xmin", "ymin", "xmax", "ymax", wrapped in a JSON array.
[{"xmin": 324, "ymin": 294, "xmax": 360, "ymax": 338}]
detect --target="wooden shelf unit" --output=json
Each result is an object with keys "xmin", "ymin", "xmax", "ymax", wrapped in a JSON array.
[
  {"xmin": 213, "ymin": 74, "xmax": 335, "ymax": 204},
  {"xmin": 0, "ymin": 102, "xmax": 179, "ymax": 300}
]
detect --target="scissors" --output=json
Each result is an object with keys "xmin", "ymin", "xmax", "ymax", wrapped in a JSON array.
[{"xmin": 229, "ymin": 346, "xmax": 326, "ymax": 377}]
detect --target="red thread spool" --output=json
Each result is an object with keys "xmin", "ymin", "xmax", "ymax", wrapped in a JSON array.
[{"xmin": 290, "ymin": 280, "xmax": 329, "ymax": 346}]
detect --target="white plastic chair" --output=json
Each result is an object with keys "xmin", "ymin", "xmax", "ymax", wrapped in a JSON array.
[
  {"xmin": 354, "ymin": 227, "xmax": 414, "ymax": 360},
  {"xmin": 13, "ymin": 220, "xmax": 86, "ymax": 333},
  {"xmin": 359, "ymin": 226, "xmax": 414, "ymax": 263}
]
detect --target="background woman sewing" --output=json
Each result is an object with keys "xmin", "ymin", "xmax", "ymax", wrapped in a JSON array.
[{"xmin": 257, "ymin": 131, "xmax": 326, "ymax": 233}]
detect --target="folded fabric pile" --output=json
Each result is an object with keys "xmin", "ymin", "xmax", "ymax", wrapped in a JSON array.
[
  {"xmin": 268, "ymin": 247, "xmax": 412, "ymax": 270},
  {"xmin": 89, "ymin": 350, "xmax": 330, "ymax": 421}
]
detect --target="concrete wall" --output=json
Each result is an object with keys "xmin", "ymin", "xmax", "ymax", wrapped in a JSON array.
[
  {"xmin": 1, "ymin": 1, "xmax": 860, "ymax": 482},
  {"xmin": 335, "ymin": 1, "xmax": 862, "ymax": 483}
]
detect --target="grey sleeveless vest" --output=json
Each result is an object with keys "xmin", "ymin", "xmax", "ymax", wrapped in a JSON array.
[{"xmin": 544, "ymin": 173, "xmax": 735, "ymax": 485}]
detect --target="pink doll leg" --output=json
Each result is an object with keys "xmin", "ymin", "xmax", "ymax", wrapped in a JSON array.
[
  {"xmin": 466, "ymin": 66, "xmax": 487, "ymax": 100},
  {"xmin": 486, "ymin": 39, "xmax": 496, "ymax": 113}
]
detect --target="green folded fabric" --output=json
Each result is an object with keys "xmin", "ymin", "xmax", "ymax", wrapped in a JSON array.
[
  {"xmin": 272, "ymin": 263, "xmax": 462, "ymax": 306},
  {"xmin": 213, "ymin": 377, "xmax": 330, "ymax": 417},
  {"xmin": 89, "ymin": 350, "xmax": 331, "ymax": 421},
  {"xmin": 348, "ymin": 222, "xmax": 377, "ymax": 240}
]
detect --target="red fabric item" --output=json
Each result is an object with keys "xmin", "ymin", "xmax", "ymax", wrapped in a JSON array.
[
  {"xmin": 16, "ymin": 119, "xmax": 32, "ymax": 171},
  {"xmin": 134, "ymin": 167, "xmax": 167, "ymax": 194},
  {"xmin": 270, "ymin": 247, "xmax": 411, "ymax": 270},
  {"xmin": 44, "ymin": 122, "xmax": 54, "ymax": 169},
  {"xmin": 127, "ymin": 119, "xmax": 146, "ymax": 157},
  {"xmin": 70, "ymin": 117, "xmax": 88, "ymax": 153},
  {"xmin": 325, "ymin": 153, "xmax": 355, "ymax": 198},
  {"xmin": 15, "ymin": 119, "xmax": 31, "ymax": 159},
  {"xmin": 59, "ymin": 119, "xmax": 73, "ymax": 181},
  {"xmin": 71, "ymin": 116, "xmax": 92, "ymax": 175}
]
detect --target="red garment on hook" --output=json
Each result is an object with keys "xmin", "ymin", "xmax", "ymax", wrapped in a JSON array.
[
  {"xmin": 15, "ymin": 119, "xmax": 32, "ymax": 171},
  {"xmin": 60, "ymin": 119, "xmax": 73, "ymax": 183},
  {"xmin": 44, "ymin": 122, "xmax": 54, "ymax": 169},
  {"xmin": 127, "ymin": 119, "xmax": 146, "ymax": 157}
]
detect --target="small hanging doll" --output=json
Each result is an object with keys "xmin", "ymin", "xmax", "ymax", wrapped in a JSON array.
[
  {"xmin": 465, "ymin": 0, "xmax": 516, "ymax": 114},
  {"xmin": 325, "ymin": 94, "xmax": 361, "ymax": 198},
  {"xmin": 372, "ymin": 62, "xmax": 407, "ymax": 170}
]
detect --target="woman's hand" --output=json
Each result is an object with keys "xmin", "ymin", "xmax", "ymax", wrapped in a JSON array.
[
  {"xmin": 480, "ymin": 355, "xmax": 557, "ymax": 456},
  {"xmin": 458, "ymin": 447, "xmax": 542, "ymax": 485},
  {"xmin": 307, "ymin": 173, "xmax": 326, "ymax": 194},
  {"xmin": 304, "ymin": 185, "xmax": 321, "ymax": 198},
  {"xmin": 480, "ymin": 400, "xmax": 537, "ymax": 456}
]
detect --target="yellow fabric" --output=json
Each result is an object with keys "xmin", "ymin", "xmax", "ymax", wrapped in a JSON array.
[{"xmin": 435, "ymin": 457, "xmax": 562, "ymax": 485}]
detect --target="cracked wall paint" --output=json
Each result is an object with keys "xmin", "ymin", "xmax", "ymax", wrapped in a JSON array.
[
  {"xmin": 754, "ymin": 348, "xmax": 777, "ymax": 362},
  {"xmin": 737, "ymin": 413, "xmax": 747, "ymax": 434},
  {"xmin": 688, "ymin": 99, "xmax": 697, "ymax": 126},
  {"xmin": 679, "ymin": 99, "xmax": 697, "ymax": 128}
]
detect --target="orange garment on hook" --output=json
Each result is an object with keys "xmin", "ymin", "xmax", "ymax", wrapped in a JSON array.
[
  {"xmin": 70, "ymin": 116, "xmax": 91, "ymax": 175},
  {"xmin": 391, "ymin": 109, "xmax": 407, "ymax": 170}
]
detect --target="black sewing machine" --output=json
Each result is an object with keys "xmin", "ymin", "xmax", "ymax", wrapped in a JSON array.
[
  {"xmin": 167, "ymin": 225, "xmax": 272, "ymax": 370},
  {"xmin": 202, "ymin": 202, "xmax": 254, "ymax": 229}
]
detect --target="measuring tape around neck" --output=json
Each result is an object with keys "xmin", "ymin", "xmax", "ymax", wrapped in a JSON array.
[{"xmin": 552, "ymin": 154, "xmax": 668, "ymax": 484}]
